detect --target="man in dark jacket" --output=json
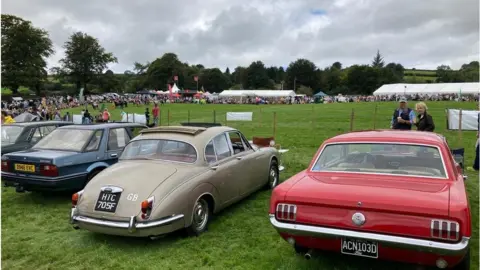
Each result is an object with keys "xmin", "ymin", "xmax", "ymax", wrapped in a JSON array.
[{"xmin": 391, "ymin": 97, "xmax": 415, "ymax": 130}]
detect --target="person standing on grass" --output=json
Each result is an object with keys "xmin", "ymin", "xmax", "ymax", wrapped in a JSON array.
[
  {"xmin": 390, "ymin": 97, "xmax": 415, "ymax": 130},
  {"xmin": 102, "ymin": 108, "xmax": 110, "ymax": 123},
  {"xmin": 152, "ymin": 103, "xmax": 159, "ymax": 126},
  {"xmin": 145, "ymin": 107, "xmax": 150, "ymax": 126},
  {"xmin": 413, "ymin": 102, "xmax": 435, "ymax": 132}
]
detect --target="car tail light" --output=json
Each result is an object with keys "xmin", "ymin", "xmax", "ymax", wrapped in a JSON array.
[
  {"xmin": 140, "ymin": 196, "xmax": 154, "ymax": 219},
  {"xmin": 276, "ymin": 203, "xmax": 297, "ymax": 221},
  {"xmin": 1, "ymin": 160, "xmax": 10, "ymax": 172},
  {"xmin": 72, "ymin": 190, "xmax": 84, "ymax": 207},
  {"xmin": 431, "ymin": 219, "xmax": 460, "ymax": 241},
  {"xmin": 40, "ymin": 164, "xmax": 58, "ymax": 177}
]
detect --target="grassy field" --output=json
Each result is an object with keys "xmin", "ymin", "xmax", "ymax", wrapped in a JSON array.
[{"xmin": 2, "ymin": 101, "xmax": 479, "ymax": 270}]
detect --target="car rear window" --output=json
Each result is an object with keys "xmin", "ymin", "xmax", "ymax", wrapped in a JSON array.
[
  {"xmin": 121, "ymin": 139, "xmax": 197, "ymax": 163},
  {"xmin": 312, "ymin": 143, "xmax": 447, "ymax": 178}
]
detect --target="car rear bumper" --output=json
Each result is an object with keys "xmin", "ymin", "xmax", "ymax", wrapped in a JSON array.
[
  {"xmin": 2, "ymin": 172, "xmax": 87, "ymax": 191},
  {"xmin": 269, "ymin": 214, "xmax": 469, "ymax": 256},
  {"xmin": 71, "ymin": 208, "xmax": 185, "ymax": 237}
]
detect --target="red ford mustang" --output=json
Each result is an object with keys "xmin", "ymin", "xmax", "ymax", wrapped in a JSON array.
[{"xmin": 270, "ymin": 130, "xmax": 471, "ymax": 269}]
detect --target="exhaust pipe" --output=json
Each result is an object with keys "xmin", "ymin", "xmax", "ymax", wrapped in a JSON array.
[
  {"xmin": 72, "ymin": 225, "xmax": 80, "ymax": 230},
  {"xmin": 304, "ymin": 249, "xmax": 313, "ymax": 260},
  {"xmin": 15, "ymin": 186, "xmax": 25, "ymax": 193}
]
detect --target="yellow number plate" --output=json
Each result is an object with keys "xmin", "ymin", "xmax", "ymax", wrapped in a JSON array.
[{"xmin": 14, "ymin": 164, "xmax": 35, "ymax": 172}]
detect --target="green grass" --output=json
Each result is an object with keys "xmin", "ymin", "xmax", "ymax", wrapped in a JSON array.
[{"xmin": 2, "ymin": 101, "xmax": 479, "ymax": 270}]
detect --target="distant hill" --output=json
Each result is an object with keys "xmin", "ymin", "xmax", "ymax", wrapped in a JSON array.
[{"xmin": 403, "ymin": 69, "xmax": 437, "ymax": 83}]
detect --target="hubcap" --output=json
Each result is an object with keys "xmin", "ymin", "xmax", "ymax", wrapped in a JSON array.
[
  {"xmin": 269, "ymin": 166, "xmax": 278, "ymax": 188},
  {"xmin": 193, "ymin": 199, "xmax": 208, "ymax": 231}
]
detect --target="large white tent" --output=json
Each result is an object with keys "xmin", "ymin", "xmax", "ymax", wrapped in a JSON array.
[
  {"xmin": 218, "ymin": 90, "xmax": 296, "ymax": 97},
  {"xmin": 373, "ymin": 83, "xmax": 479, "ymax": 95}
]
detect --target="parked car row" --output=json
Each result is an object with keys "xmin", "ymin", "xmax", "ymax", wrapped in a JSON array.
[{"xmin": 1, "ymin": 124, "xmax": 472, "ymax": 269}]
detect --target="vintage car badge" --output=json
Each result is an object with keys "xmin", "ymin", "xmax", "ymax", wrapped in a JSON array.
[{"xmin": 352, "ymin": 212, "xmax": 366, "ymax": 226}]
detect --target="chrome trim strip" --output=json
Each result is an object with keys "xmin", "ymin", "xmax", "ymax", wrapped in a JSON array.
[
  {"xmin": 101, "ymin": 186, "xmax": 123, "ymax": 193},
  {"xmin": 309, "ymin": 141, "xmax": 450, "ymax": 180},
  {"xmin": 270, "ymin": 214, "xmax": 469, "ymax": 255},
  {"xmin": 72, "ymin": 214, "xmax": 184, "ymax": 231}
]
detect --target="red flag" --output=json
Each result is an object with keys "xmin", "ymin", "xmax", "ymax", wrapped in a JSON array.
[
  {"xmin": 194, "ymin": 76, "xmax": 198, "ymax": 82},
  {"xmin": 174, "ymin": 75, "xmax": 178, "ymax": 81}
]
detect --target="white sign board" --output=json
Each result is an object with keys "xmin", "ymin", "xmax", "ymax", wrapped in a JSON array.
[
  {"xmin": 226, "ymin": 112, "xmax": 253, "ymax": 121},
  {"xmin": 73, "ymin": 114, "xmax": 83, "ymax": 124},
  {"xmin": 447, "ymin": 109, "xmax": 479, "ymax": 131},
  {"xmin": 121, "ymin": 113, "xmax": 147, "ymax": 125}
]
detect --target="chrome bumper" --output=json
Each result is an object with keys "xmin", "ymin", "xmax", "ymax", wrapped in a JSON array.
[
  {"xmin": 269, "ymin": 214, "xmax": 470, "ymax": 256},
  {"xmin": 71, "ymin": 208, "xmax": 184, "ymax": 233}
]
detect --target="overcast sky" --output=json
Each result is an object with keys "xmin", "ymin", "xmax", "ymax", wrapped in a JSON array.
[{"xmin": 2, "ymin": 0, "xmax": 479, "ymax": 73}]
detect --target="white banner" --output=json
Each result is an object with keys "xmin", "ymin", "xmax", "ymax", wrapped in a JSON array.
[
  {"xmin": 72, "ymin": 114, "xmax": 83, "ymax": 124},
  {"xmin": 226, "ymin": 112, "xmax": 253, "ymax": 121},
  {"xmin": 121, "ymin": 113, "xmax": 146, "ymax": 124},
  {"xmin": 446, "ymin": 109, "xmax": 479, "ymax": 131}
]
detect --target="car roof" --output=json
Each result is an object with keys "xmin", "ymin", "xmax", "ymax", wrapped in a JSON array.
[
  {"xmin": 57, "ymin": 122, "xmax": 147, "ymax": 130},
  {"xmin": 8, "ymin": 121, "xmax": 73, "ymax": 127},
  {"xmin": 133, "ymin": 125, "xmax": 237, "ymax": 145},
  {"xmin": 326, "ymin": 130, "xmax": 446, "ymax": 145}
]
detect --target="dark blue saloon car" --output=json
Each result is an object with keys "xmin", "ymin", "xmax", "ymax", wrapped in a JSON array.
[{"xmin": 1, "ymin": 122, "xmax": 147, "ymax": 192}]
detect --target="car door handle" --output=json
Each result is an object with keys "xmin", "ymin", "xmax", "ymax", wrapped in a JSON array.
[
  {"xmin": 236, "ymin": 156, "xmax": 243, "ymax": 160},
  {"xmin": 210, "ymin": 165, "xmax": 219, "ymax": 170},
  {"xmin": 110, "ymin": 153, "xmax": 118, "ymax": 158}
]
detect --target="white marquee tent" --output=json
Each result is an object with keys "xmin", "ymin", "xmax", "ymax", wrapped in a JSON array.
[
  {"xmin": 373, "ymin": 83, "xmax": 479, "ymax": 96},
  {"xmin": 218, "ymin": 90, "xmax": 296, "ymax": 97}
]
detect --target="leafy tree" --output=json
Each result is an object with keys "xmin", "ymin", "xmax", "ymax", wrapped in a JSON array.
[
  {"xmin": 286, "ymin": 59, "xmax": 318, "ymax": 91},
  {"xmin": 245, "ymin": 61, "xmax": 273, "ymax": 89},
  {"xmin": 1, "ymin": 14, "xmax": 54, "ymax": 94},
  {"xmin": 145, "ymin": 53, "xmax": 184, "ymax": 90},
  {"xmin": 56, "ymin": 32, "xmax": 117, "ymax": 93},
  {"xmin": 371, "ymin": 50, "xmax": 385, "ymax": 68}
]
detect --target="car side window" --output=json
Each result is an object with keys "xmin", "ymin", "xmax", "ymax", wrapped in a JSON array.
[
  {"xmin": 205, "ymin": 140, "xmax": 217, "ymax": 164},
  {"xmin": 228, "ymin": 132, "xmax": 246, "ymax": 155},
  {"xmin": 30, "ymin": 128, "xmax": 42, "ymax": 143},
  {"xmin": 85, "ymin": 130, "xmax": 103, "ymax": 151},
  {"xmin": 213, "ymin": 134, "xmax": 231, "ymax": 162},
  {"xmin": 107, "ymin": 128, "xmax": 130, "ymax": 151},
  {"xmin": 40, "ymin": 126, "xmax": 56, "ymax": 137}
]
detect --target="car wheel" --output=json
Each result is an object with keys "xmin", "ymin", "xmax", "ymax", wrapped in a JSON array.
[
  {"xmin": 265, "ymin": 160, "xmax": 279, "ymax": 189},
  {"xmin": 186, "ymin": 197, "xmax": 210, "ymax": 236},
  {"xmin": 452, "ymin": 248, "xmax": 470, "ymax": 270}
]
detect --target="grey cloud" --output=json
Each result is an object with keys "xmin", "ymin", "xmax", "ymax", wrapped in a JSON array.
[{"xmin": 2, "ymin": 0, "xmax": 478, "ymax": 72}]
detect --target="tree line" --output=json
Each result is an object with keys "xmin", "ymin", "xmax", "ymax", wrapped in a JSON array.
[{"xmin": 2, "ymin": 14, "xmax": 479, "ymax": 96}]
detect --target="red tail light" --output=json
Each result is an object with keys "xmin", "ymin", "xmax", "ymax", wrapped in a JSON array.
[
  {"xmin": 40, "ymin": 164, "xmax": 58, "ymax": 177},
  {"xmin": 140, "ymin": 196, "xmax": 154, "ymax": 219},
  {"xmin": 431, "ymin": 219, "xmax": 460, "ymax": 241},
  {"xmin": 1, "ymin": 160, "xmax": 10, "ymax": 172},
  {"xmin": 276, "ymin": 203, "xmax": 297, "ymax": 221},
  {"xmin": 72, "ymin": 190, "xmax": 84, "ymax": 207}
]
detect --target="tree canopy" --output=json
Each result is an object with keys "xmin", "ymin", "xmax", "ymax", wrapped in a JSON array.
[{"xmin": 1, "ymin": 14, "xmax": 54, "ymax": 94}]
